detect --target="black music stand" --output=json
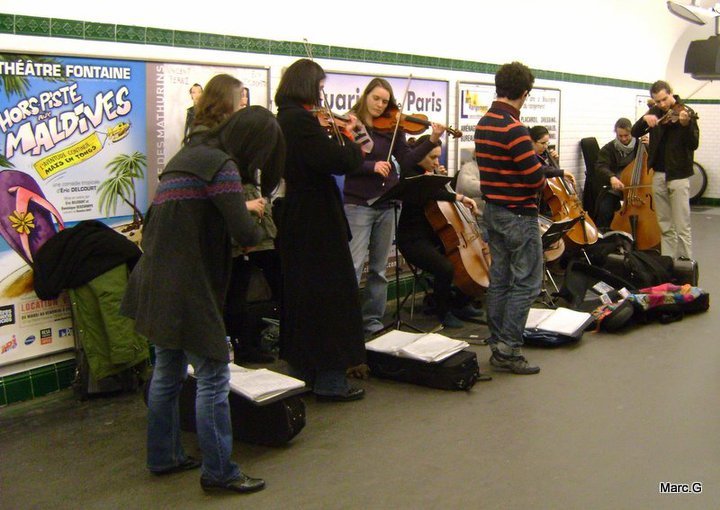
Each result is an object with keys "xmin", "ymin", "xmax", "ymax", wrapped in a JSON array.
[
  {"xmin": 540, "ymin": 216, "xmax": 580, "ymax": 307},
  {"xmin": 368, "ymin": 174, "xmax": 452, "ymax": 333}
]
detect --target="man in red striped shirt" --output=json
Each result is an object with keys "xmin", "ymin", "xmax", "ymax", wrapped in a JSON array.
[{"xmin": 474, "ymin": 61, "xmax": 551, "ymax": 375}]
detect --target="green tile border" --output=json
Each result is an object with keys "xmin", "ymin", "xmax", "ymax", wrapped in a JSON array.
[
  {"xmin": 697, "ymin": 197, "xmax": 720, "ymax": 207},
  {"xmin": 0, "ymin": 12, "xmax": 672, "ymax": 93},
  {"xmin": 0, "ymin": 359, "xmax": 76, "ymax": 406},
  {"xmin": 686, "ymin": 99, "xmax": 720, "ymax": 105}
]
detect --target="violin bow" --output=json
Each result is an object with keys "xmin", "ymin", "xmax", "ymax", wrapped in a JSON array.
[
  {"xmin": 385, "ymin": 74, "xmax": 413, "ymax": 165},
  {"xmin": 302, "ymin": 38, "xmax": 345, "ymax": 146}
]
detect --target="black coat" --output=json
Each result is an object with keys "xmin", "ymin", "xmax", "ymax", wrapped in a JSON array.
[
  {"xmin": 276, "ymin": 102, "xmax": 365, "ymax": 371},
  {"xmin": 631, "ymin": 97, "xmax": 699, "ymax": 181},
  {"xmin": 593, "ymin": 140, "xmax": 638, "ymax": 199}
]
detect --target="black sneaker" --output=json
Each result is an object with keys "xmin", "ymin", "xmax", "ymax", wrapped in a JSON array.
[
  {"xmin": 489, "ymin": 352, "xmax": 540, "ymax": 375},
  {"xmin": 201, "ymin": 473, "xmax": 266, "ymax": 494}
]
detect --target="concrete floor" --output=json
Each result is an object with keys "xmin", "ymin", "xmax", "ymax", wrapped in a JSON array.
[{"xmin": 2, "ymin": 208, "xmax": 719, "ymax": 510}]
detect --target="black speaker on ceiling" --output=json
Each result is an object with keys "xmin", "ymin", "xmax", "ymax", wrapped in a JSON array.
[{"xmin": 684, "ymin": 35, "xmax": 720, "ymax": 79}]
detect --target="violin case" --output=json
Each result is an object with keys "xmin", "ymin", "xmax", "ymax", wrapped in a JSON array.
[
  {"xmin": 366, "ymin": 348, "xmax": 481, "ymax": 391},
  {"xmin": 144, "ymin": 372, "xmax": 307, "ymax": 447}
]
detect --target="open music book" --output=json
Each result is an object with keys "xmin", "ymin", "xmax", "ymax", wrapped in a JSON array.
[
  {"xmin": 188, "ymin": 365, "xmax": 306, "ymax": 404},
  {"xmin": 525, "ymin": 307, "xmax": 593, "ymax": 338},
  {"xmin": 366, "ymin": 330, "xmax": 469, "ymax": 362}
]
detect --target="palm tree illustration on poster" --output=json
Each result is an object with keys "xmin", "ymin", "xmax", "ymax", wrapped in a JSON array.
[{"xmin": 0, "ymin": 53, "xmax": 147, "ymax": 365}]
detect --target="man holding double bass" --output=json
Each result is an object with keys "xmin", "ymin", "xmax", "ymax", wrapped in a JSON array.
[{"xmin": 631, "ymin": 80, "xmax": 699, "ymax": 260}]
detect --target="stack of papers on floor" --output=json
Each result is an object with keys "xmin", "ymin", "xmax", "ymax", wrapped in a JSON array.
[
  {"xmin": 525, "ymin": 307, "xmax": 593, "ymax": 338},
  {"xmin": 365, "ymin": 330, "xmax": 469, "ymax": 362},
  {"xmin": 188, "ymin": 365, "xmax": 306, "ymax": 404}
]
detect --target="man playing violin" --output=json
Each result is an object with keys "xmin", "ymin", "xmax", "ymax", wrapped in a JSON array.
[
  {"xmin": 474, "ymin": 62, "xmax": 548, "ymax": 375},
  {"xmin": 631, "ymin": 80, "xmax": 699, "ymax": 259}
]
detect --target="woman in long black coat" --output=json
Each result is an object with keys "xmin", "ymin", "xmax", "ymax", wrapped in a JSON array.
[{"xmin": 275, "ymin": 59, "xmax": 366, "ymax": 401}]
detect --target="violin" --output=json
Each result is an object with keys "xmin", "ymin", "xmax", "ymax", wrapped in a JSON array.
[
  {"xmin": 658, "ymin": 103, "xmax": 698, "ymax": 125},
  {"xmin": 373, "ymin": 107, "xmax": 462, "ymax": 138},
  {"xmin": 646, "ymin": 98, "xmax": 699, "ymax": 125},
  {"xmin": 308, "ymin": 106, "xmax": 355, "ymax": 143}
]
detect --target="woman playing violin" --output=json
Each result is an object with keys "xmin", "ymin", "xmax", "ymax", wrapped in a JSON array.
[
  {"xmin": 396, "ymin": 131, "xmax": 483, "ymax": 329},
  {"xmin": 343, "ymin": 78, "xmax": 446, "ymax": 337},
  {"xmin": 631, "ymin": 80, "xmax": 699, "ymax": 260},
  {"xmin": 275, "ymin": 58, "xmax": 366, "ymax": 402}
]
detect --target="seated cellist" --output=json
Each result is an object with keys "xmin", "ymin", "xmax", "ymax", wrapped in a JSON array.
[{"xmin": 397, "ymin": 128, "xmax": 481, "ymax": 329}]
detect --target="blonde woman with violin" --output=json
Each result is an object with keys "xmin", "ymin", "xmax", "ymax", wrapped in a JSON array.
[
  {"xmin": 631, "ymin": 80, "xmax": 699, "ymax": 260},
  {"xmin": 344, "ymin": 78, "xmax": 444, "ymax": 337}
]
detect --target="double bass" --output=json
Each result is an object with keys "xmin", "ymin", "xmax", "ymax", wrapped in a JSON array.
[
  {"xmin": 424, "ymin": 198, "xmax": 491, "ymax": 297},
  {"xmin": 610, "ymin": 140, "xmax": 661, "ymax": 249},
  {"xmin": 541, "ymin": 153, "xmax": 599, "ymax": 246}
]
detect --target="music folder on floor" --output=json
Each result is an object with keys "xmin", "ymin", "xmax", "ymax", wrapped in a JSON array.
[
  {"xmin": 188, "ymin": 365, "xmax": 306, "ymax": 404},
  {"xmin": 366, "ymin": 329, "xmax": 469, "ymax": 363},
  {"xmin": 525, "ymin": 307, "xmax": 593, "ymax": 338}
]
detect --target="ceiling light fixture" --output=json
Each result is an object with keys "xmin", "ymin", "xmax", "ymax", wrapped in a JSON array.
[{"xmin": 667, "ymin": 0, "xmax": 720, "ymax": 25}]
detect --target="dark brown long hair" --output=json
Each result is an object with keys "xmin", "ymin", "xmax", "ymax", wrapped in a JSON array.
[{"xmin": 192, "ymin": 74, "xmax": 243, "ymax": 130}]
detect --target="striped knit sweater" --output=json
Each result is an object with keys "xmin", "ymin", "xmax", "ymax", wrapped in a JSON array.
[{"xmin": 474, "ymin": 101, "xmax": 546, "ymax": 214}]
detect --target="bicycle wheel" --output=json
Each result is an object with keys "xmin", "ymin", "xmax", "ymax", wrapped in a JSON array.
[{"xmin": 689, "ymin": 162, "xmax": 707, "ymax": 204}]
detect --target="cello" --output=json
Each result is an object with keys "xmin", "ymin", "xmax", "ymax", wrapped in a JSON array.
[
  {"xmin": 424, "ymin": 198, "xmax": 491, "ymax": 297},
  {"xmin": 541, "ymin": 153, "xmax": 599, "ymax": 246},
  {"xmin": 610, "ymin": 139, "xmax": 661, "ymax": 250}
]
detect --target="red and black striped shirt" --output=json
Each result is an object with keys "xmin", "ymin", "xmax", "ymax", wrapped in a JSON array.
[{"xmin": 474, "ymin": 101, "xmax": 546, "ymax": 214}]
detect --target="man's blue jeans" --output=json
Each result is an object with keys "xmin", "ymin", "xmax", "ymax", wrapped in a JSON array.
[
  {"xmin": 147, "ymin": 346, "xmax": 241, "ymax": 483},
  {"xmin": 484, "ymin": 203, "xmax": 543, "ymax": 353},
  {"xmin": 345, "ymin": 204, "xmax": 395, "ymax": 335}
]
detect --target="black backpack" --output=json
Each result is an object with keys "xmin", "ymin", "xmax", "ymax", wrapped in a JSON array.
[{"xmin": 622, "ymin": 250, "xmax": 673, "ymax": 289}]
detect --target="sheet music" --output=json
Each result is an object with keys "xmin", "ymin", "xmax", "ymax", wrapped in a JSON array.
[
  {"xmin": 398, "ymin": 334, "xmax": 469, "ymax": 362},
  {"xmin": 526, "ymin": 307, "xmax": 592, "ymax": 336},
  {"xmin": 188, "ymin": 365, "xmax": 305, "ymax": 403},
  {"xmin": 365, "ymin": 330, "xmax": 422, "ymax": 353},
  {"xmin": 366, "ymin": 330, "xmax": 469, "ymax": 362}
]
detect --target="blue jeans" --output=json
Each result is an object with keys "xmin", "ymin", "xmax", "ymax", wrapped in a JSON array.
[
  {"xmin": 288, "ymin": 365, "xmax": 350, "ymax": 396},
  {"xmin": 147, "ymin": 346, "xmax": 241, "ymax": 483},
  {"xmin": 484, "ymin": 203, "xmax": 543, "ymax": 353},
  {"xmin": 345, "ymin": 204, "xmax": 395, "ymax": 335}
]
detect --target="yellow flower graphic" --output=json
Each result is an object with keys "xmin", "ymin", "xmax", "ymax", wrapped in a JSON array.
[{"xmin": 9, "ymin": 210, "xmax": 35, "ymax": 235}]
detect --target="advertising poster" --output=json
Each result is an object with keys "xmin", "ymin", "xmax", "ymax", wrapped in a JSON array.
[
  {"xmin": 146, "ymin": 64, "xmax": 270, "ymax": 190},
  {"xmin": 456, "ymin": 82, "xmax": 561, "ymax": 166},
  {"xmin": 0, "ymin": 53, "xmax": 147, "ymax": 367},
  {"xmin": 324, "ymin": 72, "xmax": 451, "ymax": 159},
  {"xmin": 324, "ymin": 72, "xmax": 450, "ymax": 280}
]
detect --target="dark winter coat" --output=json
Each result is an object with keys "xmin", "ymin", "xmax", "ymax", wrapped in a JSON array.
[
  {"xmin": 122, "ymin": 144, "xmax": 262, "ymax": 363},
  {"xmin": 275, "ymin": 102, "xmax": 365, "ymax": 371},
  {"xmin": 631, "ymin": 96, "xmax": 699, "ymax": 181}
]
